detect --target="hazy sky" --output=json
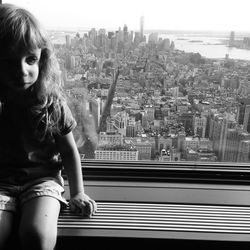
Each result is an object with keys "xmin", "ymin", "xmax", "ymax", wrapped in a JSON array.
[{"xmin": 4, "ymin": 0, "xmax": 250, "ymax": 32}]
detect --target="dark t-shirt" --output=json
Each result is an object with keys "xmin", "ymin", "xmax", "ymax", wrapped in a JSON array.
[{"xmin": 0, "ymin": 100, "xmax": 76, "ymax": 185}]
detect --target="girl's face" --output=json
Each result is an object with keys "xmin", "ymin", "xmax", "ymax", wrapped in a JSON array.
[{"xmin": 0, "ymin": 47, "xmax": 42, "ymax": 93}]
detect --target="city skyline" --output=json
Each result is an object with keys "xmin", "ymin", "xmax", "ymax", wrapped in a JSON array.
[
  {"xmin": 5, "ymin": 0, "xmax": 250, "ymax": 32},
  {"xmin": 58, "ymin": 24, "xmax": 250, "ymax": 162}
]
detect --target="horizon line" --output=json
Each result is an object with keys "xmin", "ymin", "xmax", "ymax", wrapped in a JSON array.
[{"xmin": 46, "ymin": 27, "xmax": 250, "ymax": 34}]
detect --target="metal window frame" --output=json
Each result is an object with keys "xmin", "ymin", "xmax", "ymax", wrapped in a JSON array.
[{"xmin": 79, "ymin": 160, "xmax": 250, "ymax": 185}]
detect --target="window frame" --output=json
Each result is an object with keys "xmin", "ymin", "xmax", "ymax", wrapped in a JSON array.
[{"xmin": 78, "ymin": 160, "xmax": 250, "ymax": 185}]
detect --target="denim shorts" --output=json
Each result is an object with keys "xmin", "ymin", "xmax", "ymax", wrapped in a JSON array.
[{"xmin": 0, "ymin": 176, "xmax": 68, "ymax": 212}]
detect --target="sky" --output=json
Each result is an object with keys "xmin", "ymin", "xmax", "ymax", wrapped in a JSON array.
[{"xmin": 4, "ymin": 0, "xmax": 250, "ymax": 32}]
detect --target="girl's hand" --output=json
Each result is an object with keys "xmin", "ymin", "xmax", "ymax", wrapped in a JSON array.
[{"xmin": 69, "ymin": 192, "xmax": 97, "ymax": 217}]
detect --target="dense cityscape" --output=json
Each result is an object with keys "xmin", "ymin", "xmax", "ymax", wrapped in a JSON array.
[{"xmin": 51, "ymin": 17, "xmax": 250, "ymax": 163}]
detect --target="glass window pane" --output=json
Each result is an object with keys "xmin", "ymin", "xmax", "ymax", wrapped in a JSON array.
[{"xmin": 4, "ymin": 0, "xmax": 250, "ymax": 165}]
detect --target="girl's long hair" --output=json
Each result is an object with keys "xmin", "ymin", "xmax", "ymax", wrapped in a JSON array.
[{"xmin": 0, "ymin": 4, "xmax": 66, "ymax": 141}]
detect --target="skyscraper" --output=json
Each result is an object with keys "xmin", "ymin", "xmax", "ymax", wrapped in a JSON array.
[
  {"xmin": 237, "ymin": 99, "xmax": 250, "ymax": 133},
  {"xmin": 123, "ymin": 24, "xmax": 129, "ymax": 43},
  {"xmin": 229, "ymin": 31, "xmax": 235, "ymax": 47},
  {"xmin": 140, "ymin": 16, "xmax": 144, "ymax": 42},
  {"xmin": 65, "ymin": 35, "xmax": 71, "ymax": 48}
]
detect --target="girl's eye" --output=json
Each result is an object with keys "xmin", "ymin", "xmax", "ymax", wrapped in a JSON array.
[{"xmin": 26, "ymin": 56, "xmax": 38, "ymax": 65}]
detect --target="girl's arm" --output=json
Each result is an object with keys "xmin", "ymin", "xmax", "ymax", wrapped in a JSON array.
[{"xmin": 55, "ymin": 132, "xmax": 97, "ymax": 217}]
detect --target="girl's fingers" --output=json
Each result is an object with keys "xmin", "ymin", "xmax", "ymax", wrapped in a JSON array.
[
  {"xmin": 83, "ymin": 199, "xmax": 97, "ymax": 217},
  {"xmin": 70, "ymin": 198, "xmax": 97, "ymax": 217},
  {"xmin": 90, "ymin": 199, "xmax": 98, "ymax": 213}
]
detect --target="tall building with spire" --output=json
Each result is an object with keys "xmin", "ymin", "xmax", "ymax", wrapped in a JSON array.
[
  {"xmin": 140, "ymin": 16, "xmax": 144, "ymax": 42},
  {"xmin": 229, "ymin": 31, "xmax": 235, "ymax": 47}
]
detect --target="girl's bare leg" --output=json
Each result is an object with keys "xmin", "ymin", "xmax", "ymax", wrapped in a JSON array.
[
  {"xmin": 19, "ymin": 196, "xmax": 61, "ymax": 250},
  {"xmin": 0, "ymin": 210, "xmax": 14, "ymax": 249}
]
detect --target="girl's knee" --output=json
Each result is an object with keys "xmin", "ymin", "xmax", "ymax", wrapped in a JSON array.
[
  {"xmin": 19, "ymin": 223, "xmax": 57, "ymax": 250},
  {"xmin": 18, "ymin": 196, "xmax": 60, "ymax": 250}
]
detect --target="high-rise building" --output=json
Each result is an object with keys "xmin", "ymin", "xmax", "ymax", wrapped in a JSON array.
[
  {"xmin": 123, "ymin": 24, "xmax": 129, "ymax": 43},
  {"xmin": 148, "ymin": 32, "xmax": 158, "ymax": 45},
  {"xmin": 237, "ymin": 99, "xmax": 250, "ymax": 133},
  {"xmin": 229, "ymin": 31, "xmax": 235, "ymax": 47},
  {"xmin": 98, "ymin": 131, "xmax": 123, "ymax": 146},
  {"xmin": 158, "ymin": 136, "xmax": 173, "ymax": 152},
  {"xmin": 184, "ymin": 137, "xmax": 200, "ymax": 151},
  {"xmin": 193, "ymin": 114, "xmax": 207, "ymax": 138},
  {"xmin": 65, "ymin": 54, "xmax": 75, "ymax": 70},
  {"xmin": 144, "ymin": 105, "xmax": 155, "ymax": 122},
  {"xmin": 178, "ymin": 112, "xmax": 194, "ymax": 135},
  {"xmin": 95, "ymin": 145, "xmax": 138, "ymax": 161},
  {"xmin": 65, "ymin": 35, "xmax": 71, "ymax": 48},
  {"xmin": 129, "ymin": 137, "xmax": 152, "ymax": 160},
  {"xmin": 237, "ymin": 132, "xmax": 250, "ymax": 162},
  {"xmin": 237, "ymin": 140, "xmax": 250, "ymax": 162},
  {"xmin": 223, "ymin": 128, "xmax": 239, "ymax": 162},
  {"xmin": 209, "ymin": 113, "xmax": 236, "ymax": 161},
  {"xmin": 126, "ymin": 118, "xmax": 137, "ymax": 137},
  {"xmin": 134, "ymin": 32, "xmax": 141, "ymax": 46}
]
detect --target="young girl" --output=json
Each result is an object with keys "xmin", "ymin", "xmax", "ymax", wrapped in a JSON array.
[{"xmin": 0, "ymin": 3, "xmax": 97, "ymax": 250}]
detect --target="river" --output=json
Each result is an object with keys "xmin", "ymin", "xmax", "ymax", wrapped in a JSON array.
[{"xmin": 157, "ymin": 33, "xmax": 250, "ymax": 61}]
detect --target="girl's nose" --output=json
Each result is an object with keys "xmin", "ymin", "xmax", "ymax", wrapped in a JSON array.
[{"xmin": 20, "ymin": 60, "xmax": 29, "ymax": 76}]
